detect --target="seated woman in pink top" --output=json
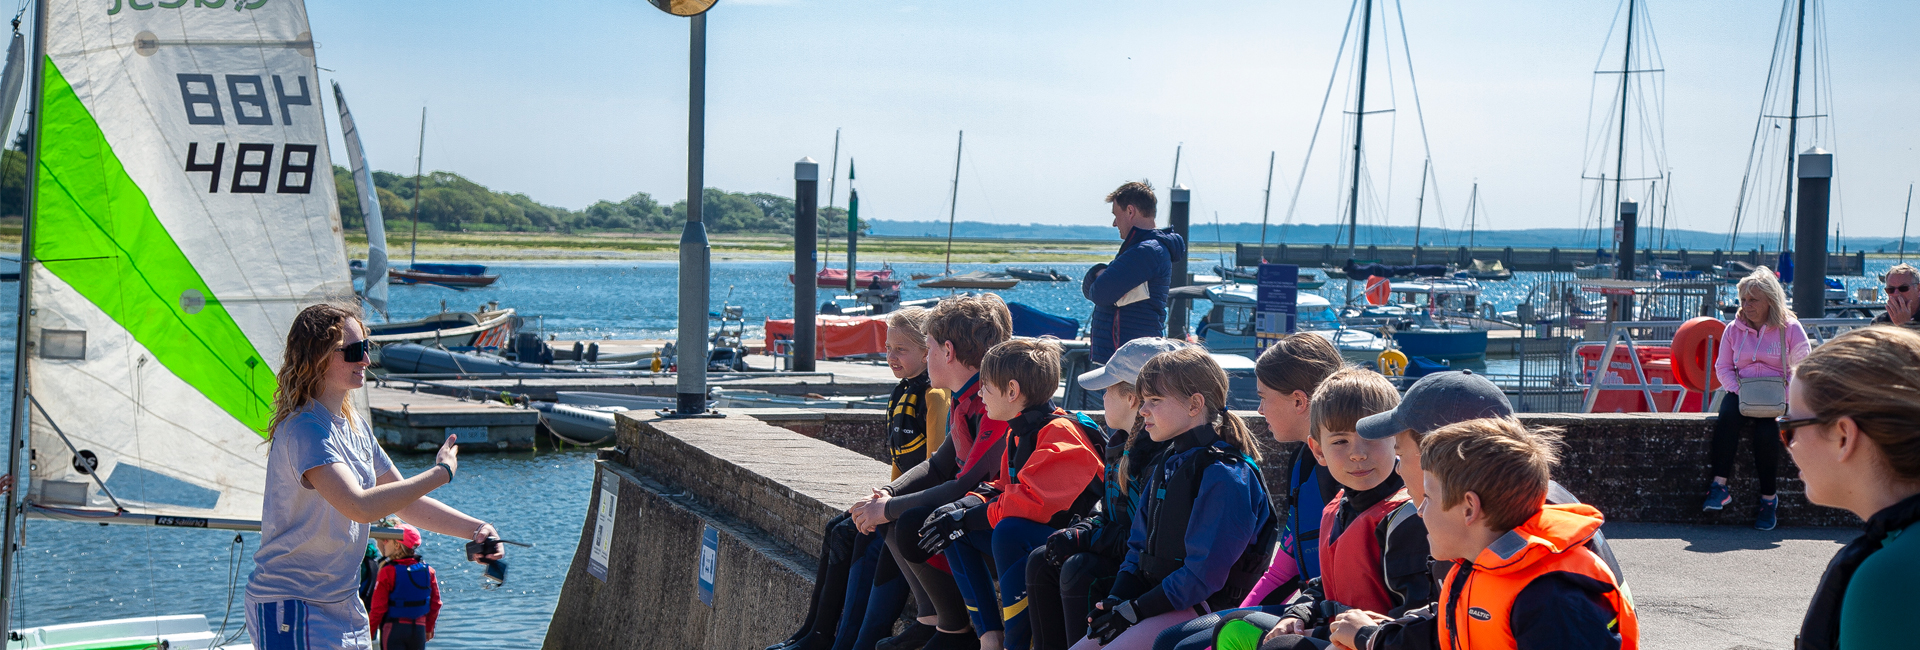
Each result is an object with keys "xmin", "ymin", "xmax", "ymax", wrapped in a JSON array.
[{"xmin": 1706, "ymin": 266, "xmax": 1811, "ymax": 530}]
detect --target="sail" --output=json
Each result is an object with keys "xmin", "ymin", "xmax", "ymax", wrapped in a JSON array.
[
  {"xmin": 0, "ymin": 28, "xmax": 25, "ymax": 144},
  {"xmin": 23, "ymin": 0, "xmax": 349, "ymax": 523},
  {"xmin": 332, "ymin": 81, "xmax": 388, "ymax": 316}
]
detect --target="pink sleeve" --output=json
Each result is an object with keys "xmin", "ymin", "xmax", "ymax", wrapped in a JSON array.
[
  {"xmin": 1238, "ymin": 545, "xmax": 1301, "ymax": 608},
  {"xmin": 1787, "ymin": 322, "xmax": 1813, "ymax": 370},
  {"xmin": 1713, "ymin": 325, "xmax": 1741, "ymax": 392}
]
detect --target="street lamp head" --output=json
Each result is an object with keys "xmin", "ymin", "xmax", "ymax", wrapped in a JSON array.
[{"xmin": 650, "ymin": 0, "xmax": 716, "ymax": 16}]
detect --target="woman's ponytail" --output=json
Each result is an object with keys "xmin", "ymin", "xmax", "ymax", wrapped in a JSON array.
[{"xmin": 1217, "ymin": 410, "xmax": 1261, "ymax": 464}]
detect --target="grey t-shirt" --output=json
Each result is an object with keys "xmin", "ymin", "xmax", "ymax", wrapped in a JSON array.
[{"xmin": 246, "ymin": 400, "xmax": 397, "ymax": 604}]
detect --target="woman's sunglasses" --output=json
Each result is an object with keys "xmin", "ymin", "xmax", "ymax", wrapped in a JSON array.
[
  {"xmin": 339, "ymin": 340, "xmax": 369, "ymax": 363},
  {"xmin": 1775, "ymin": 414, "xmax": 1832, "ymax": 446}
]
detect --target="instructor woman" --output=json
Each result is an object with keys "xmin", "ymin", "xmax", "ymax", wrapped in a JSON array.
[{"xmin": 246, "ymin": 304, "xmax": 502, "ymax": 649}]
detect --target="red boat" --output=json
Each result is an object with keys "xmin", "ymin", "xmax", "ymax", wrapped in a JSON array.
[{"xmin": 788, "ymin": 267, "xmax": 900, "ymax": 290}]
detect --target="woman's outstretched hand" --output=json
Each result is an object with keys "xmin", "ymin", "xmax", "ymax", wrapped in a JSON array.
[
  {"xmin": 435, "ymin": 434, "xmax": 460, "ymax": 484},
  {"xmin": 471, "ymin": 522, "xmax": 505, "ymax": 561}
]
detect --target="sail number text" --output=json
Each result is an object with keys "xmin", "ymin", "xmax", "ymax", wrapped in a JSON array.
[{"xmin": 177, "ymin": 73, "xmax": 317, "ymax": 194}]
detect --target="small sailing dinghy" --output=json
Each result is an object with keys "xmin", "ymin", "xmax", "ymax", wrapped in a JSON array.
[{"xmin": 3, "ymin": 1, "xmax": 384, "ymax": 645}]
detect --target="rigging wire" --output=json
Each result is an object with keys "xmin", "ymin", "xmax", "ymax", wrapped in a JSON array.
[
  {"xmin": 1391, "ymin": 0, "xmax": 1448, "ymax": 243},
  {"xmin": 1276, "ymin": 0, "xmax": 1361, "ymax": 242}
]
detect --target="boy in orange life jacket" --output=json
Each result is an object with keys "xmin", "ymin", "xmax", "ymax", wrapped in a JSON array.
[
  {"xmin": 1211, "ymin": 369, "xmax": 1433, "ymax": 649},
  {"xmin": 370, "ymin": 524, "xmax": 441, "ymax": 650},
  {"xmin": 919, "ymin": 339, "xmax": 1106, "ymax": 650},
  {"xmin": 1419, "ymin": 418, "xmax": 1636, "ymax": 650}
]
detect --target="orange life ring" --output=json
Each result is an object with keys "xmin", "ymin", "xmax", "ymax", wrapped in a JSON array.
[
  {"xmin": 1365, "ymin": 276, "xmax": 1392, "ymax": 306},
  {"xmin": 1672, "ymin": 316, "xmax": 1726, "ymax": 393}
]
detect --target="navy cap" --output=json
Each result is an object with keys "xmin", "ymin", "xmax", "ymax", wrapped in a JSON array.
[{"xmin": 1356, "ymin": 370, "xmax": 1513, "ymax": 440}]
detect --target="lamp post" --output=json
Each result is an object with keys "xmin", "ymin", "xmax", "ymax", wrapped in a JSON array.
[{"xmin": 649, "ymin": 0, "xmax": 719, "ymax": 415}]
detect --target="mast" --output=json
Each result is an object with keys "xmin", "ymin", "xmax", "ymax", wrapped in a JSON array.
[
  {"xmin": 1344, "ymin": 0, "xmax": 1374, "ymax": 306},
  {"xmin": 1256, "ymin": 151, "xmax": 1275, "ymax": 263},
  {"xmin": 410, "ymin": 107, "xmax": 425, "ymax": 266},
  {"xmin": 1659, "ymin": 171, "xmax": 1673, "ymax": 249},
  {"xmin": 943, "ymin": 130, "xmax": 962, "ymax": 275},
  {"xmin": 1780, "ymin": 0, "xmax": 1808, "ymax": 254},
  {"xmin": 1412, "ymin": 158, "xmax": 1429, "ymax": 263},
  {"xmin": 1467, "ymin": 182, "xmax": 1479, "ymax": 250},
  {"xmin": 824, "ymin": 128, "xmax": 839, "ymax": 269},
  {"xmin": 1611, "ymin": 0, "xmax": 1635, "ymax": 272},
  {"xmin": 1170, "ymin": 143, "xmax": 1182, "ymax": 188},
  {"xmin": 2, "ymin": 0, "xmax": 48, "ymax": 634},
  {"xmin": 1896, "ymin": 183, "xmax": 1912, "ymax": 262}
]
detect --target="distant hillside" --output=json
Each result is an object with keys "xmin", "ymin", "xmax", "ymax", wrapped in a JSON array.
[{"xmin": 867, "ymin": 219, "xmax": 1904, "ymax": 252}]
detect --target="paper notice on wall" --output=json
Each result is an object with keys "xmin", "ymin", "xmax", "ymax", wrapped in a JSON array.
[{"xmin": 587, "ymin": 472, "xmax": 619, "ymax": 581}]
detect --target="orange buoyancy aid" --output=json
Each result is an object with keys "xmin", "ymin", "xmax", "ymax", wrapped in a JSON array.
[
  {"xmin": 1317, "ymin": 487, "xmax": 1416, "ymax": 615},
  {"xmin": 1437, "ymin": 503, "xmax": 1639, "ymax": 650}
]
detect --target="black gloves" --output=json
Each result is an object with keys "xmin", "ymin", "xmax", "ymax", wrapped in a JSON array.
[
  {"xmin": 1044, "ymin": 522, "xmax": 1092, "ymax": 566},
  {"xmin": 917, "ymin": 494, "xmax": 984, "ymax": 555},
  {"xmin": 1087, "ymin": 597, "xmax": 1140, "ymax": 644}
]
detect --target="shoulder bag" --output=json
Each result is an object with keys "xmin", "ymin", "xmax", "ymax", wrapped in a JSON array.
[{"xmin": 1737, "ymin": 322, "xmax": 1793, "ymax": 418}]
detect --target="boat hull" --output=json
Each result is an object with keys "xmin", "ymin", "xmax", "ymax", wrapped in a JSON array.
[
  {"xmin": 533, "ymin": 402, "xmax": 622, "ymax": 445},
  {"xmin": 390, "ymin": 269, "xmax": 500, "ymax": 286},
  {"xmin": 1394, "ymin": 329, "xmax": 1489, "ymax": 361}
]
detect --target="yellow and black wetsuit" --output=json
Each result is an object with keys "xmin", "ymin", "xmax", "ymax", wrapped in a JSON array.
[{"xmin": 886, "ymin": 372, "xmax": 948, "ymax": 479}]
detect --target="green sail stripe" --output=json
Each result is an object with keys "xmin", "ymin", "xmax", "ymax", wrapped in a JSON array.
[{"xmin": 33, "ymin": 56, "xmax": 275, "ymax": 436}]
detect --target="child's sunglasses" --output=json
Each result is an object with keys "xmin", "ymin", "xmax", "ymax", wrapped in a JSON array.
[{"xmin": 339, "ymin": 340, "xmax": 369, "ymax": 363}]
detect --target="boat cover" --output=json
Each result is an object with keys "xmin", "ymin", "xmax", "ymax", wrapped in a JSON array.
[
  {"xmin": 1009, "ymin": 302, "xmax": 1080, "ymax": 339},
  {"xmin": 764, "ymin": 316, "xmax": 889, "ymax": 358},
  {"xmin": 1344, "ymin": 260, "xmax": 1450, "ymax": 279}
]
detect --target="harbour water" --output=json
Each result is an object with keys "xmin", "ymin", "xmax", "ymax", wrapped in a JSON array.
[{"xmin": 3, "ymin": 254, "xmax": 1907, "ymax": 644}]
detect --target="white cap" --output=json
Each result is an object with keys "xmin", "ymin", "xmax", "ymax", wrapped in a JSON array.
[{"xmin": 1077, "ymin": 337, "xmax": 1188, "ymax": 390}]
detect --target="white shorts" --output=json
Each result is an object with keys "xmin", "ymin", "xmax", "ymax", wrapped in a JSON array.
[{"xmin": 244, "ymin": 595, "xmax": 373, "ymax": 650}]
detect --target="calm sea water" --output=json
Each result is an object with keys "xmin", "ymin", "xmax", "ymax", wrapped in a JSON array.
[{"xmin": 1, "ymin": 255, "xmax": 1906, "ymax": 645}]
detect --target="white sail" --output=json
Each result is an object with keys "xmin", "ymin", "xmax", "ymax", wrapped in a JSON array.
[
  {"xmin": 23, "ymin": 0, "xmax": 348, "ymax": 523},
  {"xmin": 333, "ymin": 81, "xmax": 388, "ymax": 316},
  {"xmin": 0, "ymin": 28, "xmax": 25, "ymax": 145}
]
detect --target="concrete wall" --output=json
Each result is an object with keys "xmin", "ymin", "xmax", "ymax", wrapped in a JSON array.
[{"xmin": 544, "ymin": 411, "xmax": 893, "ymax": 650}]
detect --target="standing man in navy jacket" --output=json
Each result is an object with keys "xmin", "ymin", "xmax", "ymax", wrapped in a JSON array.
[{"xmin": 1083, "ymin": 181, "xmax": 1188, "ymax": 364}]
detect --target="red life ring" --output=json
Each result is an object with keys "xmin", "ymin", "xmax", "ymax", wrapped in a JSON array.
[
  {"xmin": 1365, "ymin": 276, "xmax": 1391, "ymax": 306},
  {"xmin": 1671, "ymin": 316, "xmax": 1726, "ymax": 393}
]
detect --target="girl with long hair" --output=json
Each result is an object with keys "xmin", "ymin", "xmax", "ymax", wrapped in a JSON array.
[
  {"xmin": 246, "ymin": 304, "xmax": 501, "ymax": 649},
  {"xmin": 1072, "ymin": 347, "xmax": 1276, "ymax": 650}
]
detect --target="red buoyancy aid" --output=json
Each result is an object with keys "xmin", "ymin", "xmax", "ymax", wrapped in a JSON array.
[
  {"xmin": 1317, "ymin": 487, "xmax": 1415, "ymax": 615},
  {"xmin": 1437, "ymin": 503, "xmax": 1639, "ymax": 650}
]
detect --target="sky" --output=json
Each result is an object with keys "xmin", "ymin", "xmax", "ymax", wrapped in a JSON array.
[{"xmin": 307, "ymin": 0, "xmax": 1920, "ymax": 242}]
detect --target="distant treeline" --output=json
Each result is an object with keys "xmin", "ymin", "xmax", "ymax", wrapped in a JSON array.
[
  {"xmin": 867, "ymin": 219, "xmax": 1907, "ymax": 253},
  {"xmin": 331, "ymin": 166, "xmax": 861, "ymax": 236}
]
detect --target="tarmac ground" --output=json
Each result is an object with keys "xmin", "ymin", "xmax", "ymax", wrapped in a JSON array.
[{"xmin": 1607, "ymin": 522, "xmax": 1855, "ymax": 650}]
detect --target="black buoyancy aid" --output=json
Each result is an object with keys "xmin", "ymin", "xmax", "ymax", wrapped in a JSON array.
[
  {"xmin": 1093, "ymin": 427, "xmax": 1169, "ymax": 559},
  {"xmin": 1135, "ymin": 426, "xmax": 1280, "ymax": 611},
  {"xmin": 1004, "ymin": 407, "xmax": 1106, "ymax": 528},
  {"xmin": 387, "ymin": 560, "xmax": 433, "ymax": 619}
]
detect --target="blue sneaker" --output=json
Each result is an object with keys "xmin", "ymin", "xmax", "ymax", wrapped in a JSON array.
[
  {"xmin": 1703, "ymin": 482, "xmax": 1732, "ymax": 511},
  {"xmin": 1757, "ymin": 498, "xmax": 1778, "ymax": 531}
]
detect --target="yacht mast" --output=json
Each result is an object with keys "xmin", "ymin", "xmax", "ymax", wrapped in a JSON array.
[
  {"xmin": 1344, "ymin": 0, "xmax": 1375, "ymax": 306},
  {"xmin": 1779, "ymin": 0, "xmax": 1809, "ymax": 254},
  {"xmin": 943, "ymin": 130, "xmax": 962, "ymax": 275},
  {"xmin": 2, "ymin": 0, "xmax": 50, "ymax": 635}
]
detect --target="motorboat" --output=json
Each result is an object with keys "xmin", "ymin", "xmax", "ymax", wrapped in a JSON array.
[
  {"xmin": 920, "ymin": 271, "xmax": 1020, "ymax": 289},
  {"xmin": 377, "ymin": 342, "xmax": 573, "ymax": 375},
  {"xmin": 368, "ymin": 306, "xmax": 517, "ymax": 348},
  {"xmin": 1190, "ymin": 283, "xmax": 1392, "ymax": 364},
  {"xmin": 1456, "ymin": 259, "xmax": 1514, "ymax": 281},
  {"xmin": 791, "ymin": 266, "xmax": 901, "ymax": 290},
  {"xmin": 1005, "ymin": 267, "xmax": 1071, "ymax": 282},
  {"xmin": 390, "ymin": 262, "xmax": 500, "ymax": 287}
]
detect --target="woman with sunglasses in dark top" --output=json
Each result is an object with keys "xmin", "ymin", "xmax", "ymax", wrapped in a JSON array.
[
  {"xmin": 1784, "ymin": 326, "xmax": 1920, "ymax": 650},
  {"xmin": 247, "ymin": 304, "xmax": 501, "ymax": 649}
]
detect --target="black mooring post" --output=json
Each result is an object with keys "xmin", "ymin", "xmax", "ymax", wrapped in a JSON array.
[
  {"xmin": 1167, "ymin": 185, "xmax": 1191, "ymax": 338},
  {"xmin": 794, "ymin": 158, "xmax": 819, "ymax": 372},
  {"xmin": 1614, "ymin": 201, "xmax": 1638, "ymax": 320},
  {"xmin": 1794, "ymin": 148, "xmax": 1833, "ymax": 318}
]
